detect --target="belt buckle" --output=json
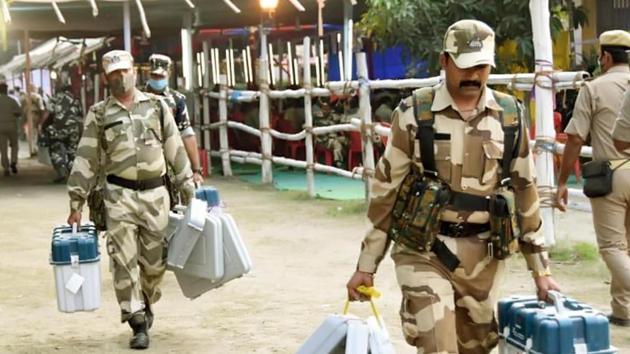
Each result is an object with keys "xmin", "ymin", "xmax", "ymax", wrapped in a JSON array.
[{"xmin": 450, "ymin": 223, "xmax": 464, "ymax": 237}]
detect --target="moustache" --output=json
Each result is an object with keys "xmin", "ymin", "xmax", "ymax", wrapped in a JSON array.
[{"xmin": 459, "ymin": 80, "xmax": 481, "ymax": 88}]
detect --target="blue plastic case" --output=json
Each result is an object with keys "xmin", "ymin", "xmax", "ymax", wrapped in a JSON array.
[
  {"xmin": 50, "ymin": 224, "xmax": 99, "ymax": 265},
  {"xmin": 498, "ymin": 293, "xmax": 616, "ymax": 354},
  {"xmin": 195, "ymin": 186, "xmax": 220, "ymax": 207}
]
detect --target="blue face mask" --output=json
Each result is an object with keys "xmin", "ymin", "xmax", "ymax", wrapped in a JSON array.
[{"xmin": 148, "ymin": 78, "xmax": 168, "ymax": 91}]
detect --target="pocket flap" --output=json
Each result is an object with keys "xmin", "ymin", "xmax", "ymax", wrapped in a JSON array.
[
  {"xmin": 582, "ymin": 160, "xmax": 610, "ymax": 178},
  {"xmin": 482, "ymin": 140, "xmax": 504, "ymax": 159}
]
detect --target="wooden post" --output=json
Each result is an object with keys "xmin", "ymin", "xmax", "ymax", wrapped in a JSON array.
[
  {"xmin": 23, "ymin": 30, "xmax": 34, "ymax": 156},
  {"xmin": 218, "ymin": 75, "xmax": 232, "ymax": 176},
  {"xmin": 530, "ymin": 0, "xmax": 556, "ymax": 246},
  {"xmin": 259, "ymin": 27, "xmax": 273, "ymax": 184},
  {"xmin": 356, "ymin": 53, "xmax": 375, "ymax": 200},
  {"xmin": 303, "ymin": 37, "xmax": 315, "ymax": 197},
  {"xmin": 202, "ymin": 41, "xmax": 212, "ymax": 175}
]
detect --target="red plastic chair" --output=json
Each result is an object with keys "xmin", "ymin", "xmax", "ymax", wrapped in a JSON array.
[
  {"xmin": 315, "ymin": 143, "xmax": 334, "ymax": 166},
  {"xmin": 275, "ymin": 118, "xmax": 305, "ymax": 160},
  {"xmin": 347, "ymin": 131, "xmax": 363, "ymax": 170},
  {"xmin": 198, "ymin": 148, "xmax": 209, "ymax": 177}
]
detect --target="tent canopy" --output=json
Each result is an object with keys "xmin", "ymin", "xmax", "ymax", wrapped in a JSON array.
[
  {"xmin": 4, "ymin": 0, "xmax": 364, "ymax": 39},
  {"xmin": 0, "ymin": 36, "xmax": 109, "ymax": 77}
]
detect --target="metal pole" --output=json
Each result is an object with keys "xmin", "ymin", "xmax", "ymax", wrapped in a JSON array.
[
  {"xmin": 94, "ymin": 73, "xmax": 100, "ymax": 103},
  {"xmin": 123, "ymin": 1, "xmax": 131, "ymax": 52},
  {"xmin": 23, "ymin": 30, "xmax": 34, "ymax": 156},
  {"xmin": 356, "ymin": 53, "xmax": 375, "ymax": 200},
  {"xmin": 181, "ymin": 14, "xmax": 194, "ymax": 91},
  {"xmin": 259, "ymin": 25, "xmax": 273, "ymax": 184},
  {"xmin": 529, "ymin": 0, "xmax": 556, "ymax": 246},
  {"xmin": 303, "ymin": 37, "xmax": 315, "ymax": 197},
  {"xmin": 218, "ymin": 75, "xmax": 232, "ymax": 176},
  {"xmin": 343, "ymin": 0, "xmax": 353, "ymax": 81},
  {"xmin": 202, "ymin": 41, "xmax": 212, "ymax": 175}
]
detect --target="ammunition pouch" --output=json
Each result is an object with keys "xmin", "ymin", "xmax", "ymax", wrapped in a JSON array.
[
  {"xmin": 488, "ymin": 188, "xmax": 520, "ymax": 260},
  {"xmin": 388, "ymin": 171, "xmax": 453, "ymax": 266},
  {"xmin": 87, "ymin": 186, "xmax": 107, "ymax": 231}
]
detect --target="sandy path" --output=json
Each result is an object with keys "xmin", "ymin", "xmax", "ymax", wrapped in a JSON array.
[{"xmin": 0, "ymin": 158, "xmax": 628, "ymax": 354}]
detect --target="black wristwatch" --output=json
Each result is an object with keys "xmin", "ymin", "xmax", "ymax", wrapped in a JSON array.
[{"xmin": 193, "ymin": 168, "xmax": 202, "ymax": 174}]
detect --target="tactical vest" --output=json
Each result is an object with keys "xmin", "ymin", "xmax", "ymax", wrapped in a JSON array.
[{"xmin": 411, "ymin": 86, "xmax": 522, "ymax": 187}]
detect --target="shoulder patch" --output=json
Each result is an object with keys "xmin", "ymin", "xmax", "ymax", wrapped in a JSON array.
[
  {"xmin": 492, "ymin": 90, "xmax": 519, "ymax": 128},
  {"xmin": 411, "ymin": 87, "xmax": 435, "ymax": 122}
]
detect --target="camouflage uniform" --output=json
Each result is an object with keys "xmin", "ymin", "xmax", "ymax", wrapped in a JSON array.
[
  {"xmin": 145, "ymin": 85, "xmax": 195, "ymax": 139},
  {"xmin": 314, "ymin": 102, "xmax": 349, "ymax": 168},
  {"xmin": 355, "ymin": 20, "xmax": 548, "ymax": 354},
  {"xmin": 45, "ymin": 90, "xmax": 83, "ymax": 179},
  {"xmin": 68, "ymin": 88, "xmax": 194, "ymax": 322}
]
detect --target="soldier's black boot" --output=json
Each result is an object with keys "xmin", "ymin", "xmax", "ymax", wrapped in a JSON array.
[
  {"xmin": 128, "ymin": 312, "xmax": 150, "ymax": 349},
  {"xmin": 10, "ymin": 163, "xmax": 17, "ymax": 174}
]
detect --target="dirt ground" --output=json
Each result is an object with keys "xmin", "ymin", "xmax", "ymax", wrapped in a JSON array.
[{"xmin": 1, "ymin": 157, "xmax": 629, "ymax": 354}]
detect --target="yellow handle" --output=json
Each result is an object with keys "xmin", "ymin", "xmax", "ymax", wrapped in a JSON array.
[{"xmin": 343, "ymin": 286, "xmax": 383, "ymax": 326}]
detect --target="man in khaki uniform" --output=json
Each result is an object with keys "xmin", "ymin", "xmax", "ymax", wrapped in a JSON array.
[
  {"xmin": 556, "ymin": 30, "xmax": 630, "ymax": 327},
  {"xmin": 20, "ymin": 84, "xmax": 45, "ymax": 152},
  {"xmin": 66, "ymin": 50, "xmax": 195, "ymax": 348},
  {"xmin": 347, "ymin": 20, "xmax": 560, "ymax": 353},
  {"xmin": 0, "ymin": 82, "xmax": 22, "ymax": 176}
]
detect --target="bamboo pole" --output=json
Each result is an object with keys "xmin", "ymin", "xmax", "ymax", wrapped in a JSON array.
[
  {"xmin": 218, "ymin": 75, "xmax": 232, "ymax": 176},
  {"xmin": 202, "ymin": 41, "xmax": 212, "ymax": 175},
  {"xmin": 530, "ymin": 0, "xmax": 556, "ymax": 246},
  {"xmin": 356, "ymin": 53, "xmax": 375, "ymax": 200},
  {"xmin": 259, "ymin": 27, "xmax": 273, "ymax": 184},
  {"xmin": 303, "ymin": 37, "xmax": 316, "ymax": 197}
]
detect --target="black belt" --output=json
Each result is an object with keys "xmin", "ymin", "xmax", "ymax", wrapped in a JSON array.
[
  {"xmin": 106, "ymin": 174, "xmax": 165, "ymax": 191},
  {"xmin": 440, "ymin": 221, "xmax": 491, "ymax": 237},
  {"xmin": 449, "ymin": 191, "xmax": 491, "ymax": 212}
]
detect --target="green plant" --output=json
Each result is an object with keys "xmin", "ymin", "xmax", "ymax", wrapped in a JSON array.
[{"xmin": 358, "ymin": 0, "xmax": 588, "ymax": 75}]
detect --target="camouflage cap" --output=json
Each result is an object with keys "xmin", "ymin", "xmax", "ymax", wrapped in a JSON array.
[
  {"xmin": 599, "ymin": 30, "xmax": 630, "ymax": 48},
  {"xmin": 149, "ymin": 53, "xmax": 172, "ymax": 76},
  {"xmin": 102, "ymin": 50, "xmax": 134, "ymax": 74},
  {"xmin": 443, "ymin": 19, "xmax": 495, "ymax": 69}
]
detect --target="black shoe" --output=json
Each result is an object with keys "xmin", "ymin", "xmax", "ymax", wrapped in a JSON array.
[
  {"xmin": 52, "ymin": 176, "xmax": 67, "ymax": 184},
  {"xmin": 608, "ymin": 314, "xmax": 630, "ymax": 327},
  {"xmin": 10, "ymin": 163, "xmax": 16, "ymax": 174},
  {"xmin": 3, "ymin": 170, "xmax": 8, "ymax": 176},
  {"xmin": 128, "ymin": 312, "xmax": 150, "ymax": 349}
]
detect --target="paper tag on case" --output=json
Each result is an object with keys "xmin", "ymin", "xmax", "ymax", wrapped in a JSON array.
[{"xmin": 65, "ymin": 273, "xmax": 85, "ymax": 294}]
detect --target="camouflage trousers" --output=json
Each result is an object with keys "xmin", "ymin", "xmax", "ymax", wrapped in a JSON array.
[
  {"xmin": 49, "ymin": 137, "xmax": 79, "ymax": 178},
  {"xmin": 317, "ymin": 134, "xmax": 347, "ymax": 168},
  {"xmin": 104, "ymin": 183, "xmax": 170, "ymax": 323},
  {"xmin": 391, "ymin": 234, "xmax": 505, "ymax": 354}
]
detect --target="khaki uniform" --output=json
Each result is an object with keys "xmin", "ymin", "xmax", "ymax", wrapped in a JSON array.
[
  {"xmin": 0, "ymin": 95, "xmax": 22, "ymax": 172},
  {"xmin": 68, "ymin": 89, "xmax": 194, "ymax": 322},
  {"xmin": 20, "ymin": 92, "xmax": 45, "ymax": 148},
  {"xmin": 357, "ymin": 83, "xmax": 547, "ymax": 353},
  {"xmin": 565, "ymin": 65, "xmax": 630, "ymax": 320}
]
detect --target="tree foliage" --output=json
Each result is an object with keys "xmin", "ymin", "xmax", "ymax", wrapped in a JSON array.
[{"xmin": 358, "ymin": 0, "xmax": 588, "ymax": 75}]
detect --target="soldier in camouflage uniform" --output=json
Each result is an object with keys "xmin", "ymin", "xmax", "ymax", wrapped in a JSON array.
[
  {"xmin": 67, "ymin": 50, "xmax": 194, "ymax": 350},
  {"xmin": 145, "ymin": 54, "xmax": 204, "ymax": 185},
  {"xmin": 346, "ymin": 20, "xmax": 561, "ymax": 353},
  {"xmin": 314, "ymin": 98, "xmax": 350, "ymax": 169},
  {"xmin": 40, "ymin": 83, "xmax": 83, "ymax": 182}
]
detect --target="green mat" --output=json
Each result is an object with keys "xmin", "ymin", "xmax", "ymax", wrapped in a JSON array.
[{"xmin": 239, "ymin": 168, "xmax": 366, "ymax": 200}]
